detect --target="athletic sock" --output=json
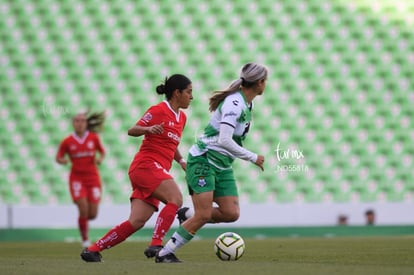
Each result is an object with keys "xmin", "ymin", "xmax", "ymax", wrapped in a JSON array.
[
  {"xmin": 78, "ymin": 217, "xmax": 88, "ymax": 242},
  {"xmin": 150, "ymin": 202, "xmax": 179, "ymax": 246},
  {"xmin": 158, "ymin": 225, "xmax": 194, "ymax": 257},
  {"xmin": 88, "ymin": 220, "xmax": 136, "ymax": 252}
]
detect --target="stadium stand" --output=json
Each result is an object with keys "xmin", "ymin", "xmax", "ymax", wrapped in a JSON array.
[{"xmin": 0, "ymin": 0, "xmax": 413, "ymax": 204}]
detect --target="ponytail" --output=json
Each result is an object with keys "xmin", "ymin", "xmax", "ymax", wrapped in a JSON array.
[
  {"xmin": 156, "ymin": 76, "xmax": 168, "ymax": 95},
  {"xmin": 209, "ymin": 78, "xmax": 242, "ymax": 112},
  {"xmin": 209, "ymin": 62, "xmax": 268, "ymax": 112},
  {"xmin": 86, "ymin": 110, "xmax": 106, "ymax": 133}
]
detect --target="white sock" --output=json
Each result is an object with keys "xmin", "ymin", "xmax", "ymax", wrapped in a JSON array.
[
  {"xmin": 82, "ymin": 240, "xmax": 91, "ymax": 248},
  {"xmin": 158, "ymin": 227, "xmax": 193, "ymax": 257}
]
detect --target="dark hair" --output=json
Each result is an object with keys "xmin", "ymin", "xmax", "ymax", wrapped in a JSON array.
[
  {"xmin": 156, "ymin": 74, "xmax": 192, "ymax": 100},
  {"xmin": 365, "ymin": 209, "xmax": 375, "ymax": 215},
  {"xmin": 86, "ymin": 111, "xmax": 106, "ymax": 133}
]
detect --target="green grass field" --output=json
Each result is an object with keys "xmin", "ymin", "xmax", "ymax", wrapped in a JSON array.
[{"xmin": 1, "ymin": 237, "xmax": 414, "ymax": 275}]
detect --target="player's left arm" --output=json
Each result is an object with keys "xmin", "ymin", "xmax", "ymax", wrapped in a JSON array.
[
  {"xmin": 174, "ymin": 149, "xmax": 186, "ymax": 171},
  {"xmin": 56, "ymin": 139, "xmax": 69, "ymax": 165},
  {"xmin": 174, "ymin": 112, "xmax": 187, "ymax": 171},
  {"xmin": 128, "ymin": 106, "xmax": 164, "ymax": 137},
  {"xmin": 218, "ymin": 98, "xmax": 264, "ymax": 170},
  {"xmin": 95, "ymin": 134, "xmax": 105, "ymax": 165}
]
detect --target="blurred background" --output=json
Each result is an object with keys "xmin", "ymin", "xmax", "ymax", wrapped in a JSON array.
[{"xmin": 0, "ymin": 0, "xmax": 413, "ymax": 234}]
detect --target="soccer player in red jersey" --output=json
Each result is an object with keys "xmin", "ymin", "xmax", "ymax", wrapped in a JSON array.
[
  {"xmin": 81, "ymin": 74, "xmax": 193, "ymax": 262},
  {"xmin": 56, "ymin": 111, "xmax": 106, "ymax": 248}
]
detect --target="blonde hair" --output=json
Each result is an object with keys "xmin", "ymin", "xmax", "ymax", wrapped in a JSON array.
[{"xmin": 209, "ymin": 62, "xmax": 268, "ymax": 112}]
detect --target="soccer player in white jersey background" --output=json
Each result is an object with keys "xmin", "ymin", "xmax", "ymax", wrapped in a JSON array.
[{"xmin": 156, "ymin": 62, "xmax": 268, "ymax": 263}]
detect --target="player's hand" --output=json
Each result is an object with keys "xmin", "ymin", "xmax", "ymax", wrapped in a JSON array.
[
  {"xmin": 95, "ymin": 157, "xmax": 103, "ymax": 165},
  {"xmin": 179, "ymin": 162, "xmax": 187, "ymax": 171},
  {"xmin": 254, "ymin": 155, "xmax": 265, "ymax": 171},
  {"xmin": 147, "ymin": 122, "xmax": 164, "ymax": 134},
  {"xmin": 57, "ymin": 158, "xmax": 68, "ymax": 165}
]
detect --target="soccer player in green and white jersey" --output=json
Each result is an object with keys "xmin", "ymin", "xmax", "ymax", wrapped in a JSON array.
[{"xmin": 156, "ymin": 62, "xmax": 268, "ymax": 263}]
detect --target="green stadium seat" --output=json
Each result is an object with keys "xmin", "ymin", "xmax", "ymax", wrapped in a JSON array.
[{"xmin": 0, "ymin": 0, "xmax": 413, "ymax": 204}]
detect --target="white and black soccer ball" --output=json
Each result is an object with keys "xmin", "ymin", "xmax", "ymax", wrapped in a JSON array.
[{"xmin": 214, "ymin": 232, "xmax": 245, "ymax": 261}]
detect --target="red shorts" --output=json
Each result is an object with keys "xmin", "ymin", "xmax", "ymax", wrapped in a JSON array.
[
  {"xmin": 128, "ymin": 161, "xmax": 173, "ymax": 210},
  {"xmin": 69, "ymin": 173, "xmax": 102, "ymax": 203}
]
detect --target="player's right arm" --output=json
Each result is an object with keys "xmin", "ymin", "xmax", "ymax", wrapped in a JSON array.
[
  {"xmin": 56, "ymin": 139, "xmax": 69, "ymax": 165},
  {"xmin": 127, "ymin": 106, "xmax": 164, "ymax": 137},
  {"xmin": 127, "ymin": 123, "xmax": 164, "ymax": 137}
]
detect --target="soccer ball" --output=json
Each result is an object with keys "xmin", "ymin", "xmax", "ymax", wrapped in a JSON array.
[{"xmin": 214, "ymin": 232, "xmax": 245, "ymax": 261}]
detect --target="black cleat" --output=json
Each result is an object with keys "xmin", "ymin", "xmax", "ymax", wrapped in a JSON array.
[
  {"xmin": 155, "ymin": 252, "xmax": 182, "ymax": 263},
  {"xmin": 80, "ymin": 248, "xmax": 102, "ymax": 262},
  {"xmin": 144, "ymin": 245, "xmax": 163, "ymax": 258},
  {"xmin": 177, "ymin": 207, "xmax": 189, "ymax": 224}
]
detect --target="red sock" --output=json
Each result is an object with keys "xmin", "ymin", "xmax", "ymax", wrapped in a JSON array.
[
  {"xmin": 150, "ymin": 203, "xmax": 179, "ymax": 246},
  {"xmin": 89, "ymin": 221, "xmax": 136, "ymax": 252},
  {"xmin": 78, "ymin": 217, "xmax": 88, "ymax": 242}
]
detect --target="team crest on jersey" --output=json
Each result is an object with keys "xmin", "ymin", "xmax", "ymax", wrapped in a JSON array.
[
  {"xmin": 87, "ymin": 141, "xmax": 94, "ymax": 149},
  {"xmin": 198, "ymin": 177, "xmax": 206, "ymax": 187},
  {"xmin": 141, "ymin": 112, "xmax": 153, "ymax": 123},
  {"xmin": 70, "ymin": 145, "xmax": 77, "ymax": 151}
]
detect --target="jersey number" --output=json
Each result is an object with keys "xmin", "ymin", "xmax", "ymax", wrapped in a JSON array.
[
  {"xmin": 242, "ymin": 122, "xmax": 251, "ymax": 136},
  {"xmin": 194, "ymin": 163, "xmax": 210, "ymax": 176}
]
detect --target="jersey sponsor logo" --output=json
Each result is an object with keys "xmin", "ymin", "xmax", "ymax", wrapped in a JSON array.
[
  {"xmin": 167, "ymin": 131, "xmax": 181, "ymax": 142},
  {"xmin": 141, "ymin": 112, "xmax": 153, "ymax": 123},
  {"xmin": 224, "ymin": 111, "xmax": 237, "ymax": 118},
  {"xmin": 72, "ymin": 151, "xmax": 95, "ymax": 158},
  {"xmin": 232, "ymin": 100, "xmax": 239, "ymax": 106}
]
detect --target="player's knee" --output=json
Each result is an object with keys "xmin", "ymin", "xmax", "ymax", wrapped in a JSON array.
[
  {"xmin": 229, "ymin": 212, "xmax": 240, "ymax": 222},
  {"xmin": 88, "ymin": 213, "xmax": 97, "ymax": 220},
  {"xmin": 194, "ymin": 209, "xmax": 212, "ymax": 224},
  {"xmin": 168, "ymin": 192, "xmax": 183, "ymax": 207},
  {"xmin": 167, "ymin": 197, "xmax": 182, "ymax": 208},
  {"xmin": 224, "ymin": 209, "xmax": 240, "ymax": 222},
  {"xmin": 170, "ymin": 196, "xmax": 183, "ymax": 208}
]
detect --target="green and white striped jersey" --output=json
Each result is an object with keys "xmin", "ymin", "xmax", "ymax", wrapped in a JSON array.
[{"xmin": 189, "ymin": 91, "xmax": 255, "ymax": 169}]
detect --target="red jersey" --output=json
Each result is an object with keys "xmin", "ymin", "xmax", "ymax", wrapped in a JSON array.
[
  {"xmin": 129, "ymin": 101, "xmax": 187, "ymax": 172},
  {"xmin": 56, "ymin": 131, "xmax": 105, "ymax": 176}
]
